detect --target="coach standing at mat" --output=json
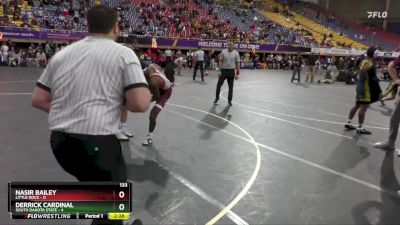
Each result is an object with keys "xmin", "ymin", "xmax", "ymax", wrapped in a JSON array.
[
  {"xmin": 214, "ymin": 42, "xmax": 240, "ymax": 106},
  {"xmin": 32, "ymin": 5, "xmax": 151, "ymax": 225}
]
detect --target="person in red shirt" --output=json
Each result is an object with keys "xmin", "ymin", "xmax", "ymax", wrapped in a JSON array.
[
  {"xmin": 146, "ymin": 48, "xmax": 153, "ymax": 58},
  {"xmin": 158, "ymin": 53, "xmax": 166, "ymax": 65}
]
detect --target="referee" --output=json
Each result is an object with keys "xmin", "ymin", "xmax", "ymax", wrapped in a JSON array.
[
  {"xmin": 214, "ymin": 42, "xmax": 240, "ymax": 106},
  {"xmin": 31, "ymin": 5, "xmax": 151, "ymax": 225},
  {"xmin": 193, "ymin": 46, "xmax": 205, "ymax": 82}
]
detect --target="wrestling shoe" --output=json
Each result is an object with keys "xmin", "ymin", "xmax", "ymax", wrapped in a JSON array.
[
  {"xmin": 344, "ymin": 123, "xmax": 356, "ymax": 130},
  {"xmin": 356, "ymin": 127, "xmax": 371, "ymax": 135},
  {"xmin": 120, "ymin": 124, "xmax": 134, "ymax": 138},
  {"xmin": 142, "ymin": 135, "xmax": 153, "ymax": 146},
  {"xmin": 374, "ymin": 141, "xmax": 395, "ymax": 151},
  {"xmin": 116, "ymin": 131, "xmax": 129, "ymax": 141}
]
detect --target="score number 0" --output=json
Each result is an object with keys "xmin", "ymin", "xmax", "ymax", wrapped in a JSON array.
[
  {"xmin": 118, "ymin": 191, "xmax": 125, "ymax": 210},
  {"xmin": 118, "ymin": 183, "xmax": 128, "ymax": 211}
]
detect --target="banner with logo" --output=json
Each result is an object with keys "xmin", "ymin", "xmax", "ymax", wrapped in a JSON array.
[
  {"xmin": 0, "ymin": 27, "xmax": 86, "ymax": 41},
  {"xmin": 0, "ymin": 27, "xmax": 311, "ymax": 53},
  {"xmin": 311, "ymin": 47, "xmax": 397, "ymax": 58}
]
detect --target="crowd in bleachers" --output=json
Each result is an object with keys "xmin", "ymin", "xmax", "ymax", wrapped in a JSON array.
[
  {"xmin": 1, "ymin": 0, "xmax": 326, "ymax": 47},
  {"xmin": 0, "ymin": 0, "xmax": 24, "ymax": 27},
  {"xmin": 1, "ymin": 0, "xmax": 397, "ymax": 50},
  {"xmin": 128, "ymin": 0, "xmax": 260, "ymax": 41},
  {"xmin": 30, "ymin": 0, "xmax": 88, "ymax": 30},
  {"xmin": 283, "ymin": 0, "xmax": 397, "ymax": 50},
  {"xmin": 0, "ymin": 0, "xmax": 89, "ymax": 30},
  {"xmin": 205, "ymin": 2, "xmax": 319, "ymax": 45}
]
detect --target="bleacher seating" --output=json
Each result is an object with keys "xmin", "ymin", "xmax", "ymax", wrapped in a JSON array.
[
  {"xmin": 288, "ymin": 1, "xmax": 397, "ymax": 50},
  {"xmin": 3, "ymin": 0, "xmax": 395, "ymax": 50},
  {"xmin": 273, "ymin": 0, "xmax": 399, "ymax": 50},
  {"xmin": 0, "ymin": 0, "xmax": 319, "ymax": 46},
  {"xmin": 259, "ymin": 0, "xmax": 367, "ymax": 49}
]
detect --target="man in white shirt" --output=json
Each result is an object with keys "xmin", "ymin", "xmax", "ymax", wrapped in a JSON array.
[
  {"xmin": 193, "ymin": 46, "xmax": 205, "ymax": 82},
  {"xmin": 45, "ymin": 41, "xmax": 53, "ymax": 58},
  {"xmin": 36, "ymin": 50, "xmax": 47, "ymax": 67},
  {"xmin": 8, "ymin": 48, "xmax": 20, "ymax": 67},
  {"xmin": 214, "ymin": 42, "xmax": 240, "ymax": 106},
  {"xmin": 0, "ymin": 42, "xmax": 9, "ymax": 64},
  {"xmin": 187, "ymin": 50, "xmax": 193, "ymax": 68},
  {"xmin": 276, "ymin": 54, "xmax": 283, "ymax": 69},
  {"xmin": 165, "ymin": 48, "xmax": 173, "ymax": 64},
  {"xmin": 31, "ymin": 5, "xmax": 151, "ymax": 225}
]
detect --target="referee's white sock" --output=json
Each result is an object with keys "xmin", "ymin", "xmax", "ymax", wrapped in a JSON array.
[{"xmin": 148, "ymin": 133, "xmax": 153, "ymax": 138}]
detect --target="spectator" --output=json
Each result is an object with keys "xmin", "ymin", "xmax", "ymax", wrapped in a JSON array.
[
  {"xmin": 1, "ymin": 42, "xmax": 9, "ymax": 65},
  {"xmin": 22, "ymin": 11, "xmax": 29, "ymax": 24},
  {"xmin": 27, "ymin": 47, "xmax": 38, "ymax": 67},
  {"xmin": 37, "ymin": 50, "xmax": 47, "ymax": 67},
  {"xmin": 305, "ymin": 54, "xmax": 317, "ymax": 83},
  {"xmin": 276, "ymin": 54, "xmax": 283, "ymax": 69},
  {"xmin": 19, "ymin": 49, "xmax": 27, "ymax": 66},
  {"xmin": 8, "ymin": 48, "xmax": 20, "ymax": 67},
  {"xmin": 164, "ymin": 48, "xmax": 173, "ymax": 64},
  {"xmin": 187, "ymin": 50, "xmax": 193, "ymax": 68},
  {"xmin": 45, "ymin": 42, "xmax": 53, "ymax": 58},
  {"xmin": 291, "ymin": 53, "xmax": 302, "ymax": 83}
]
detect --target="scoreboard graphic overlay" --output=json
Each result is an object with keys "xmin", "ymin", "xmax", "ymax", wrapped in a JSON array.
[{"xmin": 8, "ymin": 182, "xmax": 132, "ymax": 220}]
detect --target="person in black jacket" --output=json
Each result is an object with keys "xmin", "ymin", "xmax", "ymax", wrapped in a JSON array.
[
  {"xmin": 305, "ymin": 54, "xmax": 316, "ymax": 83},
  {"xmin": 291, "ymin": 53, "xmax": 302, "ymax": 83},
  {"xmin": 344, "ymin": 47, "xmax": 381, "ymax": 135}
]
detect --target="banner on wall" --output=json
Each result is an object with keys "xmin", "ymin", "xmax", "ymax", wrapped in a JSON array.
[
  {"xmin": 311, "ymin": 47, "xmax": 398, "ymax": 58},
  {"xmin": 240, "ymin": 62, "xmax": 255, "ymax": 69},
  {"xmin": 5, "ymin": 27, "xmax": 398, "ymax": 57},
  {"xmin": 0, "ymin": 27, "xmax": 86, "ymax": 41},
  {"xmin": 0, "ymin": 27, "xmax": 311, "ymax": 53}
]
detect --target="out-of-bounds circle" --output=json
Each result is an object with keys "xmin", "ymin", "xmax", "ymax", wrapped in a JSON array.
[{"xmin": 167, "ymin": 103, "xmax": 261, "ymax": 225}]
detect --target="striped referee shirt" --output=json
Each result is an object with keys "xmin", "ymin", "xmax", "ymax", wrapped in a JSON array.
[{"xmin": 37, "ymin": 36, "xmax": 148, "ymax": 135}]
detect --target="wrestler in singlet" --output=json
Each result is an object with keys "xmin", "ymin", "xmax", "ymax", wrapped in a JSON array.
[{"xmin": 142, "ymin": 63, "xmax": 175, "ymax": 146}]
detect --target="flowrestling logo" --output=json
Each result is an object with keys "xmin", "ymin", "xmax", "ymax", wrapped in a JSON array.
[{"xmin": 367, "ymin": 11, "xmax": 388, "ymax": 19}]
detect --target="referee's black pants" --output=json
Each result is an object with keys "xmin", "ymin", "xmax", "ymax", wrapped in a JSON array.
[
  {"xmin": 165, "ymin": 56, "xmax": 172, "ymax": 64},
  {"xmin": 193, "ymin": 61, "xmax": 204, "ymax": 81},
  {"xmin": 50, "ymin": 131, "xmax": 127, "ymax": 225},
  {"xmin": 215, "ymin": 69, "xmax": 235, "ymax": 103}
]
